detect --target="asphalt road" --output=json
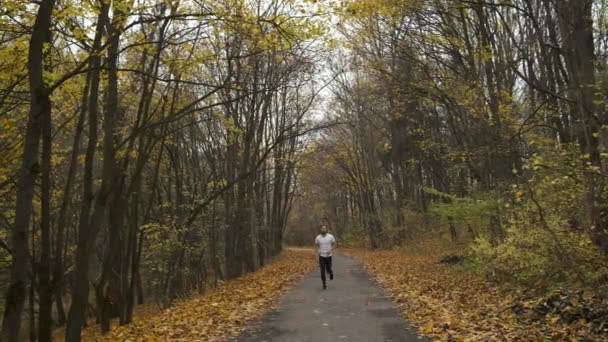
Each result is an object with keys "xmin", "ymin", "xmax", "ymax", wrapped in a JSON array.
[{"xmin": 235, "ymin": 254, "xmax": 426, "ymax": 342}]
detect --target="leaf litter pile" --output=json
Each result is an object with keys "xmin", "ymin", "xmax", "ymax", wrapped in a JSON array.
[
  {"xmin": 348, "ymin": 250, "xmax": 608, "ymax": 341},
  {"xmin": 71, "ymin": 250, "xmax": 315, "ymax": 341}
]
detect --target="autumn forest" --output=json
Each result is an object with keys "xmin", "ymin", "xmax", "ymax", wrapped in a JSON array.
[{"xmin": 1, "ymin": 0, "xmax": 608, "ymax": 341}]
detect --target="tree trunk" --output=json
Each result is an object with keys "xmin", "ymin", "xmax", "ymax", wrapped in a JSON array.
[
  {"xmin": 96, "ymin": 8, "xmax": 126, "ymax": 332},
  {"xmin": 38, "ymin": 56, "xmax": 54, "ymax": 341},
  {"xmin": 556, "ymin": 0, "xmax": 608, "ymax": 254},
  {"xmin": 0, "ymin": 1, "xmax": 56, "ymax": 340},
  {"xmin": 53, "ymin": 64, "xmax": 91, "ymax": 328},
  {"xmin": 65, "ymin": 1, "xmax": 110, "ymax": 339}
]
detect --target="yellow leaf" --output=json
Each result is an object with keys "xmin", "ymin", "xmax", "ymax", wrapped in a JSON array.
[{"xmin": 420, "ymin": 321, "xmax": 434, "ymax": 334}]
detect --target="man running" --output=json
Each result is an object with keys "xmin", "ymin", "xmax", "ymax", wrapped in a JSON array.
[{"xmin": 315, "ymin": 225, "xmax": 336, "ymax": 289}]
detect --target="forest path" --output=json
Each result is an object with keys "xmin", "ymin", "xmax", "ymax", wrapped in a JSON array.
[{"xmin": 234, "ymin": 254, "xmax": 426, "ymax": 342}]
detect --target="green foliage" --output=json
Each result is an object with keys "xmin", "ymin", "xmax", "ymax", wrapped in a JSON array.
[
  {"xmin": 382, "ymin": 209, "xmax": 428, "ymax": 246},
  {"xmin": 424, "ymin": 187, "xmax": 494, "ymax": 238},
  {"xmin": 471, "ymin": 226, "xmax": 605, "ymax": 287},
  {"xmin": 469, "ymin": 144, "xmax": 608, "ymax": 287},
  {"xmin": 338, "ymin": 224, "xmax": 368, "ymax": 248},
  {"xmin": 416, "ymin": 143, "xmax": 608, "ymax": 289}
]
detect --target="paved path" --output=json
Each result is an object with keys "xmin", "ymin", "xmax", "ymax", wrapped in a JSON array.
[{"xmin": 235, "ymin": 254, "xmax": 425, "ymax": 342}]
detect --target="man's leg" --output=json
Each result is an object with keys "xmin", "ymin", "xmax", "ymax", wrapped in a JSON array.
[
  {"xmin": 327, "ymin": 256, "xmax": 333, "ymax": 280},
  {"xmin": 319, "ymin": 256, "xmax": 327, "ymax": 288}
]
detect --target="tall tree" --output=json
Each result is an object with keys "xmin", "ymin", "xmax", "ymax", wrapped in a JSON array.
[{"xmin": 1, "ymin": 1, "xmax": 56, "ymax": 340}]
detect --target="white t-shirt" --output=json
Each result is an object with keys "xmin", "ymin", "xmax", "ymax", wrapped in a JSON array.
[{"xmin": 315, "ymin": 233, "xmax": 336, "ymax": 257}]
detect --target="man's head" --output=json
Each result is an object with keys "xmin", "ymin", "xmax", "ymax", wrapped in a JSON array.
[{"xmin": 320, "ymin": 225, "xmax": 328, "ymax": 235}]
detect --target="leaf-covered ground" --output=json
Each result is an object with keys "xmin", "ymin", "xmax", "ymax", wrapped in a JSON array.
[
  {"xmin": 57, "ymin": 250, "xmax": 315, "ymax": 341},
  {"xmin": 348, "ymin": 249, "xmax": 607, "ymax": 341}
]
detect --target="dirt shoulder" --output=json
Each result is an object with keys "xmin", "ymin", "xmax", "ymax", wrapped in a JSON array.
[{"xmin": 347, "ymin": 249, "xmax": 607, "ymax": 341}]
